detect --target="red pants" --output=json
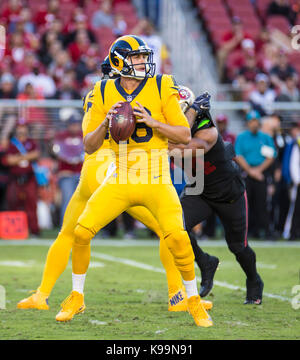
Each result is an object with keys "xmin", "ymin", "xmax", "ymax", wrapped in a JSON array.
[{"xmin": 6, "ymin": 176, "xmax": 40, "ymax": 235}]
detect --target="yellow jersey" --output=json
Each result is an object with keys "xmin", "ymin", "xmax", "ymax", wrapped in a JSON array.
[
  {"xmin": 81, "ymin": 90, "xmax": 115, "ymax": 193},
  {"xmin": 82, "ymin": 89, "xmax": 110, "ymax": 154},
  {"xmin": 84, "ymin": 75, "xmax": 189, "ymax": 183}
]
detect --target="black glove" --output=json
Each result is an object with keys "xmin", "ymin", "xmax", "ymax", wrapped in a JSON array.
[{"xmin": 190, "ymin": 92, "xmax": 211, "ymax": 116}]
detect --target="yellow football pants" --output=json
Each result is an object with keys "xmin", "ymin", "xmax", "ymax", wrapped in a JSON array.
[
  {"xmin": 74, "ymin": 173, "xmax": 195, "ymax": 281},
  {"xmin": 39, "ymin": 152, "xmax": 184, "ymax": 294}
]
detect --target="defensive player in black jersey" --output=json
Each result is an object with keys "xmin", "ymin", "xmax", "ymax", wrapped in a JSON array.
[{"xmin": 170, "ymin": 89, "xmax": 264, "ymax": 305}]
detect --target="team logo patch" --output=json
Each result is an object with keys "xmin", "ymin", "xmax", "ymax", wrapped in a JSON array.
[{"xmin": 178, "ymin": 88, "xmax": 190, "ymax": 101}]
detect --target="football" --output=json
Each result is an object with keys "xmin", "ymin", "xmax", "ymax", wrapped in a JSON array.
[{"xmin": 109, "ymin": 102, "xmax": 136, "ymax": 142}]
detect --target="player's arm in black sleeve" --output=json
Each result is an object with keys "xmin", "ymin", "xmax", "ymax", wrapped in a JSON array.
[{"xmin": 169, "ymin": 108, "xmax": 218, "ymax": 155}]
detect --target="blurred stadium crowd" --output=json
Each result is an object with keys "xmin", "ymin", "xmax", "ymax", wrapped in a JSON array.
[
  {"xmin": 200, "ymin": 0, "xmax": 300, "ymax": 110},
  {"xmin": 0, "ymin": 0, "xmax": 299, "ymax": 241},
  {"xmin": 0, "ymin": 0, "xmax": 170, "ymax": 100}
]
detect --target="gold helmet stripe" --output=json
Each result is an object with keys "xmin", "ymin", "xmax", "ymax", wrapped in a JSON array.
[{"xmin": 117, "ymin": 35, "xmax": 140, "ymax": 51}]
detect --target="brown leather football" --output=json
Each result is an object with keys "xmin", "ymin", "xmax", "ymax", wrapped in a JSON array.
[{"xmin": 109, "ymin": 102, "xmax": 136, "ymax": 142}]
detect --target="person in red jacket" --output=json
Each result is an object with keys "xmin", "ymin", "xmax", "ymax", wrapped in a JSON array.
[
  {"xmin": 52, "ymin": 113, "xmax": 84, "ymax": 226},
  {"xmin": 217, "ymin": 16, "xmax": 253, "ymax": 80},
  {"xmin": 1, "ymin": 0, "xmax": 22, "ymax": 28},
  {"xmin": 3, "ymin": 121, "xmax": 40, "ymax": 235},
  {"xmin": 215, "ymin": 114, "xmax": 236, "ymax": 145}
]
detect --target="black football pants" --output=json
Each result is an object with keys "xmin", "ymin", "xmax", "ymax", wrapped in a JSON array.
[
  {"xmin": 245, "ymin": 176, "xmax": 269, "ymax": 237},
  {"xmin": 181, "ymin": 191, "xmax": 258, "ymax": 281}
]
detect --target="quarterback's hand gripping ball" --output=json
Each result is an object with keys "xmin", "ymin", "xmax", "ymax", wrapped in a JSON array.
[{"xmin": 109, "ymin": 102, "xmax": 137, "ymax": 143}]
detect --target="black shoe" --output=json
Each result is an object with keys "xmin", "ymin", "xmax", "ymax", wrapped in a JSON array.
[
  {"xmin": 199, "ymin": 255, "xmax": 220, "ymax": 297},
  {"xmin": 244, "ymin": 274, "xmax": 264, "ymax": 305}
]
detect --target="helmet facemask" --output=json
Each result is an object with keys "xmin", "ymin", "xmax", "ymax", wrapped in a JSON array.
[{"xmin": 110, "ymin": 46, "xmax": 156, "ymax": 79}]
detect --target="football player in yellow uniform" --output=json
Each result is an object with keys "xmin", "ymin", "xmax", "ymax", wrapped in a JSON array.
[
  {"xmin": 57, "ymin": 35, "xmax": 213, "ymax": 327},
  {"xmin": 17, "ymin": 95, "xmax": 185, "ymax": 310},
  {"xmin": 17, "ymin": 58, "xmax": 211, "ymax": 318}
]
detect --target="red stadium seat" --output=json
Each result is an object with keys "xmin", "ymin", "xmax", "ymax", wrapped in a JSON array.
[
  {"xmin": 93, "ymin": 25, "xmax": 114, "ymax": 40},
  {"xmin": 266, "ymin": 15, "xmax": 291, "ymax": 34},
  {"xmin": 125, "ymin": 14, "xmax": 139, "ymax": 31},
  {"xmin": 58, "ymin": 2, "xmax": 79, "ymax": 23},
  {"xmin": 60, "ymin": 0, "xmax": 80, "ymax": 3},
  {"xmin": 255, "ymin": 0, "xmax": 273, "ymax": 19},
  {"xmin": 237, "ymin": 15, "xmax": 261, "ymax": 28},
  {"xmin": 245, "ymin": 27, "xmax": 262, "ymax": 39},
  {"xmin": 227, "ymin": 2, "xmax": 254, "ymax": 11},
  {"xmin": 27, "ymin": 0, "xmax": 48, "ymax": 5},
  {"xmin": 226, "ymin": 0, "xmax": 252, "ymax": 5},
  {"xmin": 198, "ymin": 0, "xmax": 224, "ymax": 7},
  {"xmin": 113, "ymin": 2, "xmax": 136, "ymax": 15},
  {"xmin": 225, "ymin": 49, "xmax": 245, "ymax": 80},
  {"xmin": 231, "ymin": 7, "xmax": 257, "ymax": 18},
  {"xmin": 59, "ymin": 11, "xmax": 73, "ymax": 26},
  {"xmin": 93, "ymin": 26, "xmax": 116, "ymax": 52},
  {"xmin": 288, "ymin": 52, "xmax": 300, "ymax": 67},
  {"xmin": 197, "ymin": 0, "xmax": 225, "ymax": 13},
  {"xmin": 84, "ymin": 1, "xmax": 102, "ymax": 19},
  {"xmin": 203, "ymin": 16, "xmax": 232, "ymax": 31},
  {"xmin": 206, "ymin": 18, "xmax": 232, "ymax": 32},
  {"xmin": 58, "ymin": 2, "xmax": 77, "ymax": 13},
  {"xmin": 26, "ymin": 0, "xmax": 48, "ymax": 12},
  {"xmin": 201, "ymin": 7, "xmax": 229, "ymax": 20}
]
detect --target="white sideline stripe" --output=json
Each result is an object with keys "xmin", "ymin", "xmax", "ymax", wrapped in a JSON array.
[
  {"xmin": 0, "ymin": 260, "xmax": 35, "ymax": 267},
  {"xmin": 89, "ymin": 261, "xmax": 105, "ymax": 268},
  {"xmin": 89, "ymin": 320, "xmax": 108, "ymax": 326},
  {"xmin": 92, "ymin": 252, "xmax": 165, "ymax": 274},
  {"xmin": 256, "ymin": 262, "xmax": 277, "ymax": 270},
  {"xmin": 1, "ymin": 238, "xmax": 300, "ymax": 248},
  {"xmin": 91, "ymin": 251, "xmax": 291, "ymax": 303}
]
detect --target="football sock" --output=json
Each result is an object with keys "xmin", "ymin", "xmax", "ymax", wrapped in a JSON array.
[
  {"xmin": 39, "ymin": 232, "xmax": 73, "ymax": 295},
  {"xmin": 235, "ymin": 246, "xmax": 258, "ymax": 282},
  {"xmin": 72, "ymin": 242, "xmax": 91, "ymax": 275},
  {"xmin": 72, "ymin": 273, "xmax": 86, "ymax": 294},
  {"xmin": 128, "ymin": 206, "xmax": 184, "ymax": 294},
  {"xmin": 159, "ymin": 237, "xmax": 183, "ymax": 294},
  {"xmin": 182, "ymin": 279, "xmax": 198, "ymax": 299},
  {"xmin": 165, "ymin": 230, "xmax": 196, "ymax": 282}
]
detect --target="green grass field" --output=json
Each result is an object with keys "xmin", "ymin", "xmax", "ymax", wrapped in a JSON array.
[{"xmin": 0, "ymin": 238, "xmax": 299, "ymax": 340}]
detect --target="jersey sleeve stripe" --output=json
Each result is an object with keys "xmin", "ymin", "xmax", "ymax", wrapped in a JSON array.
[
  {"xmin": 156, "ymin": 74, "xmax": 163, "ymax": 99},
  {"xmin": 171, "ymin": 75, "xmax": 179, "ymax": 87},
  {"xmin": 100, "ymin": 80, "xmax": 108, "ymax": 105},
  {"xmin": 82, "ymin": 95, "xmax": 87, "ymax": 111}
]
